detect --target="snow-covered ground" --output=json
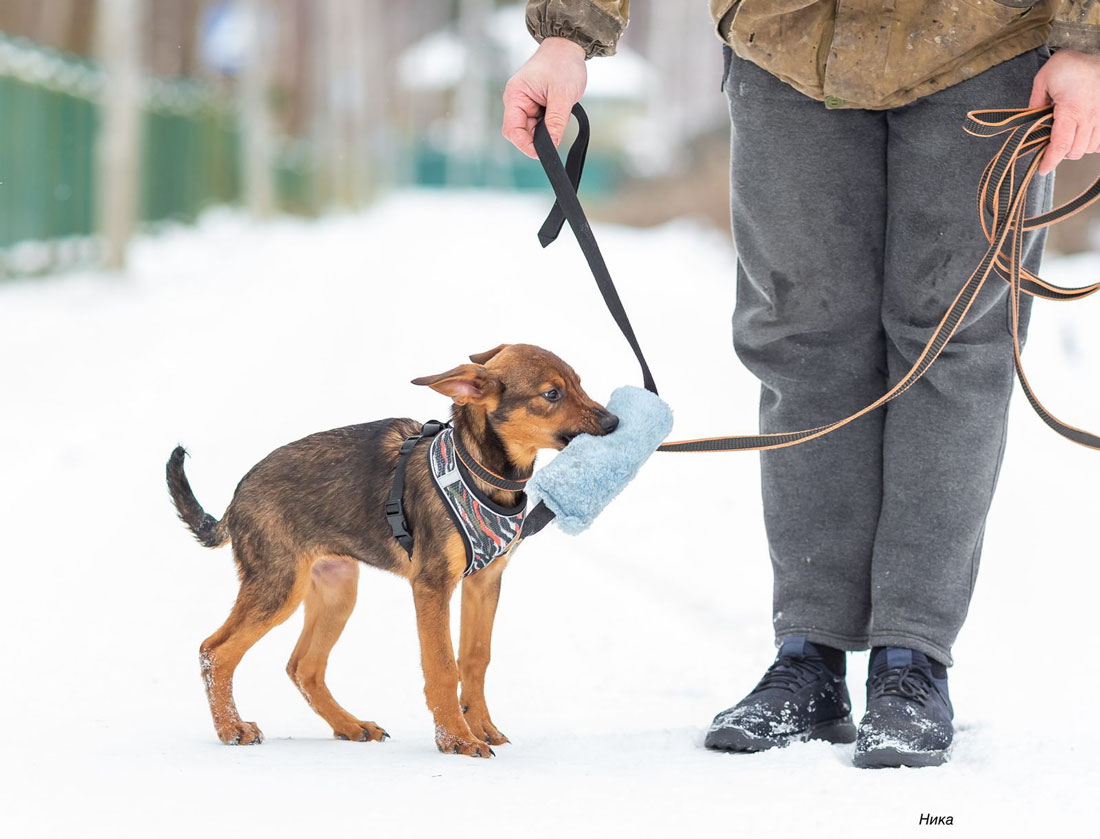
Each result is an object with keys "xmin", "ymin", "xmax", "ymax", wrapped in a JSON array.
[{"xmin": 2, "ymin": 193, "xmax": 1098, "ymax": 838}]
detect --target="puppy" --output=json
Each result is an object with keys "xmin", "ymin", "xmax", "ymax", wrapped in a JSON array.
[{"xmin": 167, "ymin": 343, "xmax": 617, "ymax": 757}]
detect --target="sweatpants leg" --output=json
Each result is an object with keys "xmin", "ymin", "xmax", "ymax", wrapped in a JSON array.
[
  {"xmin": 726, "ymin": 55, "xmax": 888, "ymax": 650},
  {"xmin": 869, "ymin": 48, "xmax": 1053, "ymax": 665}
]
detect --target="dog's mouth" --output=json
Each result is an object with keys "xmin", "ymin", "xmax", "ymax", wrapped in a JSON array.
[{"xmin": 556, "ymin": 431, "xmax": 582, "ymax": 448}]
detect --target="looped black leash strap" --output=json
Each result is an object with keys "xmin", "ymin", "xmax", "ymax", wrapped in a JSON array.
[
  {"xmin": 534, "ymin": 104, "xmax": 1100, "ymax": 453},
  {"xmin": 534, "ymin": 104, "xmax": 659, "ymax": 396},
  {"xmin": 387, "ymin": 419, "xmax": 446, "ymax": 556}
]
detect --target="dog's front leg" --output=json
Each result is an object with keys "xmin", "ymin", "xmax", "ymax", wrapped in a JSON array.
[
  {"xmin": 458, "ymin": 557, "xmax": 510, "ymax": 746},
  {"xmin": 411, "ymin": 579, "xmax": 494, "ymax": 758}
]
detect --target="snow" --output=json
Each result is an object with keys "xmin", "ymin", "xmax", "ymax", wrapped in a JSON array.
[{"xmin": 1, "ymin": 192, "xmax": 1098, "ymax": 837}]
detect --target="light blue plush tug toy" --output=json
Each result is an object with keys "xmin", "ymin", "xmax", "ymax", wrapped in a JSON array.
[{"xmin": 525, "ymin": 385, "xmax": 673, "ymax": 536}]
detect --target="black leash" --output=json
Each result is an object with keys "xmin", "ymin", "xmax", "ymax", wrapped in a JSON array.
[
  {"xmin": 533, "ymin": 104, "xmax": 1100, "ymax": 453},
  {"xmin": 534, "ymin": 105, "xmax": 659, "ymax": 396}
]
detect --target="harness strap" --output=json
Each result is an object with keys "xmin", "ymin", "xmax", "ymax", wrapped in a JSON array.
[
  {"xmin": 452, "ymin": 432, "xmax": 530, "ymax": 492},
  {"xmin": 386, "ymin": 419, "xmax": 446, "ymax": 556},
  {"xmin": 533, "ymin": 104, "xmax": 1100, "ymax": 453}
]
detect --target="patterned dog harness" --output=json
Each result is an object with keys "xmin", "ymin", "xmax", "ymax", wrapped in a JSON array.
[
  {"xmin": 429, "ymin": 427, "xmax": 525, "ymax": 576},
  {"xmin": 386, "ymin": 421, "xmax": 526, "ymax": 577}
]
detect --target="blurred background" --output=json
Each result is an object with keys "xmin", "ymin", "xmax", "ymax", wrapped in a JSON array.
[
  {"xmin": 0, "ymin": 0, "xmax": 736, "ymax": 277},
  {"xmin": 1, "ymin": 0, "xmax": 1096, "ymax": 278}
]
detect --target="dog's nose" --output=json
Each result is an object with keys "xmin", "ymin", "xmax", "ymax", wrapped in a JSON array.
[{"xmin": 599, "ymin": 413, "xmax": 619, "ymax": 434}]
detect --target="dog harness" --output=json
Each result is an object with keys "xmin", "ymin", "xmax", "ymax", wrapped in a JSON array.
[{"xmin": 386, "ymin": 422, "xmax": 526, "ymax": 577}]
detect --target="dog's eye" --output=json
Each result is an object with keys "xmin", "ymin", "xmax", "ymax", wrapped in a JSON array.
[{"xmin": 542, "ymin": 389, "xmax": 562, "ymax": 403}]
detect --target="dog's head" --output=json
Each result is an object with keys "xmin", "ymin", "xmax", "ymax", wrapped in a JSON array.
[{"xmin": 412, "ymin": 343, "xmax": 618, "ymax": 454}]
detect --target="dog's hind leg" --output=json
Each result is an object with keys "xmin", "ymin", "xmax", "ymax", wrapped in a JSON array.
[
  {"xmin": 458, "ymin": 557, "xmax": 510, "ymax": 746},
  {"xmin": 286, "ymin": 557, "xmax": 388, "ymax": 743},
  {"xmin": 199, "ymin": 558, "xmax": 309, "ymax": 745}
]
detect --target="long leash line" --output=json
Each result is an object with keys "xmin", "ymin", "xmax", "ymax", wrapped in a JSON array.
[{"xmin": 533, "ymin": 104, "xmax": 1100, "ymax": 453}]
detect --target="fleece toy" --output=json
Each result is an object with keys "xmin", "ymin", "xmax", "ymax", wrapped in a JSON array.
[{"xmin": 524, "ymin": 385, "xmax": 673, "ymax": 536}]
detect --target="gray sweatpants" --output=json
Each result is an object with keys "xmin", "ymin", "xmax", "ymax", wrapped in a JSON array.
[{"xmin": 725, "ymin": 48, "xmax": 1053, "ymax": 666}]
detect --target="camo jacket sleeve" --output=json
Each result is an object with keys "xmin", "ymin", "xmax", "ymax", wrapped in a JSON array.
[
  {"xmin": 1051, "ymin": 0, "xmax": 1100, "ymax": 52},
  {"xmin": 525, "ymin": 0, "xmax": 630, "ymax": 58}
]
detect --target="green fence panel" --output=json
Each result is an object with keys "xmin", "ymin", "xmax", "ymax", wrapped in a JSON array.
[
  {"xmin": 0, "ymin": 37, "xmax": 100, "ymax": 251},
  {"xmin": 141, "ymin": 104, "xmax": 242, "ymax": 224},
  {"xmin": 1, "ymin": 33, "xmax": 283, "ymax": 271}
]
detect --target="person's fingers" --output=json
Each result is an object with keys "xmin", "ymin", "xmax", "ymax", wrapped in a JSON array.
[
  {"xmin": 501, "ymin": 85, "xmax": 542, "ymax": 159},
  {"xmin": 1040, "ymin": 107, "xmax": 1078, "ymax": 175},
  {"xmin": 1089, "ymin": 124, "xmax": 1100, "ymax": 155},
  {"xmin": 542, "ymin": 87, "xmax": 575, "ymax": 147},
  {"xmin": 1067, "ymin": 110, "xmax": 1093, "ymax": 160},
  {"xmin": 1028, "ymin": 71, "xmax": 1050, "ymax": 110}
]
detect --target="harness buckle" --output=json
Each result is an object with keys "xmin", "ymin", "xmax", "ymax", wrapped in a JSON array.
[
  {"xmin": 385, "ymin": 499, "xmax": 408, "ymax": 536},
  {"xmin": 420, "ymin": 419, "xmax": 445, "ymax": 437},
  {"xmin": 387, "ymin": 419, "xmax": 449, "ymax": 558}
]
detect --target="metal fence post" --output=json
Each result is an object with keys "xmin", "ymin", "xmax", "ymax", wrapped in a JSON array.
[{"xmin": 95, "ymin": 0, "xmax": 141, "ymax": 270}]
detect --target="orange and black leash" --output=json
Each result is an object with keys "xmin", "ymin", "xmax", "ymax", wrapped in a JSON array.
[{"xmin": 532, "ymin": 103, "xmax": 1100, "ymax": 453}]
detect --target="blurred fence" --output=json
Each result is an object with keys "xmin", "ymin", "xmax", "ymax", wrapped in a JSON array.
[{"xmin": 0, "ymin": 31, "xmax": 311, "ymax": 275}]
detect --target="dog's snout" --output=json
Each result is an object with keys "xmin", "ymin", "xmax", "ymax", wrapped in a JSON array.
[{"xmin": 598, "ymin": 413, "xmax": 619, "ymax": 434}]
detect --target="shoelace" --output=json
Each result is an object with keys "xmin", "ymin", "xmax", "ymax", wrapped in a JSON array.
[
  {"xmin": 751, "ymin": 655, "xmax": 830, "ymax": 694},
  {"xmin": 868, "ymin": 665, "xmax": 933, "ymax": 705}
]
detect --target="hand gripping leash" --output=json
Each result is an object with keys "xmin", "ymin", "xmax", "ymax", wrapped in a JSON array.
[{"xmin": 533, "ymin": 104, "xmax": 1100, "ymax": 452}]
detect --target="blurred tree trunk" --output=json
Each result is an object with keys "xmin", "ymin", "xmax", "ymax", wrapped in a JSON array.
[
  {"xmin": 95, "ymin": 0, "xmax": 142, "ymax": 270},
  {"xmin": 312, "ymin": 0, "xmax": 371, "ymax": 209},
  {"xmin": 363, "ymin": 0, "xmax": 389, "ymax": 190},
  {"xmin": 313, "ymin": 0, "xmax": 342, "ymax": 208},
  {"xmin": 453, "ymin": 0, "xmax": 492, "ymax": 186},
  {"xmin": 241, "ymin": 0, "xmax": 276, "ymax": 218},
  {"xmin": 344, "ymin": 0, "xmax": 371, "ymax": 204}
]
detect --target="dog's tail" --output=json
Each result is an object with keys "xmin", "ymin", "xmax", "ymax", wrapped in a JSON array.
[{"xmin": 166, "ymin": 446, "xmax": 229, "ymax": 548}]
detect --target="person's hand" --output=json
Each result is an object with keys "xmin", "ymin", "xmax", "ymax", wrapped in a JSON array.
[
  {"xmin": 1029, "ymin": 49, "xmax": 1100, "ymax": 175},
  {"xmin": 502, "ymin": 37, "xmax": 587, "ymax": 159}
]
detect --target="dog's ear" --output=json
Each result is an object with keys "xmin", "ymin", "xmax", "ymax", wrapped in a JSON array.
[
  {"xmin": 469, "ymin": 344, "xmax": 509, "ymax": 365},
  {"xmin": 411, "ymin": 364, "xmax": 500, "ymax": 405}
]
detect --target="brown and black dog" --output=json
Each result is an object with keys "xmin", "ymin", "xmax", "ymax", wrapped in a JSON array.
[{"xmin": 167, "ymin": 343, "xmax": 617, "ymax": 758}]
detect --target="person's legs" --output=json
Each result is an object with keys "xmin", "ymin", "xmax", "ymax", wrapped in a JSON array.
[
  {"xmin": 852, "ymin": 47, "xmax": 1053, "ymax": 769},
  {"xmin": 727, "ymin": 53, "xmax": 888, "ymax": 651},
  {"xmin": 871, "ymin": 48, "xmax": 1054, "ymax": 667},
  {"xmin": 707, "ymin": 52, "xmax": 891, "ymax": 751}
]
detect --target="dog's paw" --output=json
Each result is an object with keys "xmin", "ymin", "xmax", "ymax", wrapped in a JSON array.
[
  {"xmin": 334, "ymin": 721, "xmax": 389, "ymax": 743},
  {"xmin": 218, "ymin": 720, "xmax": 264, "ymax": 745},
  {"xmin": 435, "ymin": 726, "xmax": 495, "ymax": 758},
  {"xmin": 463, "ymin": 713, "xmax": 510, "ymax": 746}
]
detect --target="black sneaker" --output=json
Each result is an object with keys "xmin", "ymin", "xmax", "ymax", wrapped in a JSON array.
[
  {"xmin": 705, "ymin": 637, "xmax": 856, "ymax": 752},
  {"xmin": 853, "ymin": 647, "xmax": 954, "ymax": 768}
]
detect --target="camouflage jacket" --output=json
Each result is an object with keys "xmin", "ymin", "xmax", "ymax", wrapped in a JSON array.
[{"xmin": 526, "ymin": 1, "xmax": 1100, "ymax": 109}]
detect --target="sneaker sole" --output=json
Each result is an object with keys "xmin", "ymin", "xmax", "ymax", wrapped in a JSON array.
[
  {"xmin": 853, "ymin": 746, "xmax": 950, "ymax": 769},
  {"xmin": 705, "ymin": 716, "xmax": 857, "ymax": 753}
]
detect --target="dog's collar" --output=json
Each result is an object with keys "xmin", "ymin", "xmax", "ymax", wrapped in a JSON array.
[{"xmin": 451, "ymin": 427, "xmax": 530, "ymax": 493}]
